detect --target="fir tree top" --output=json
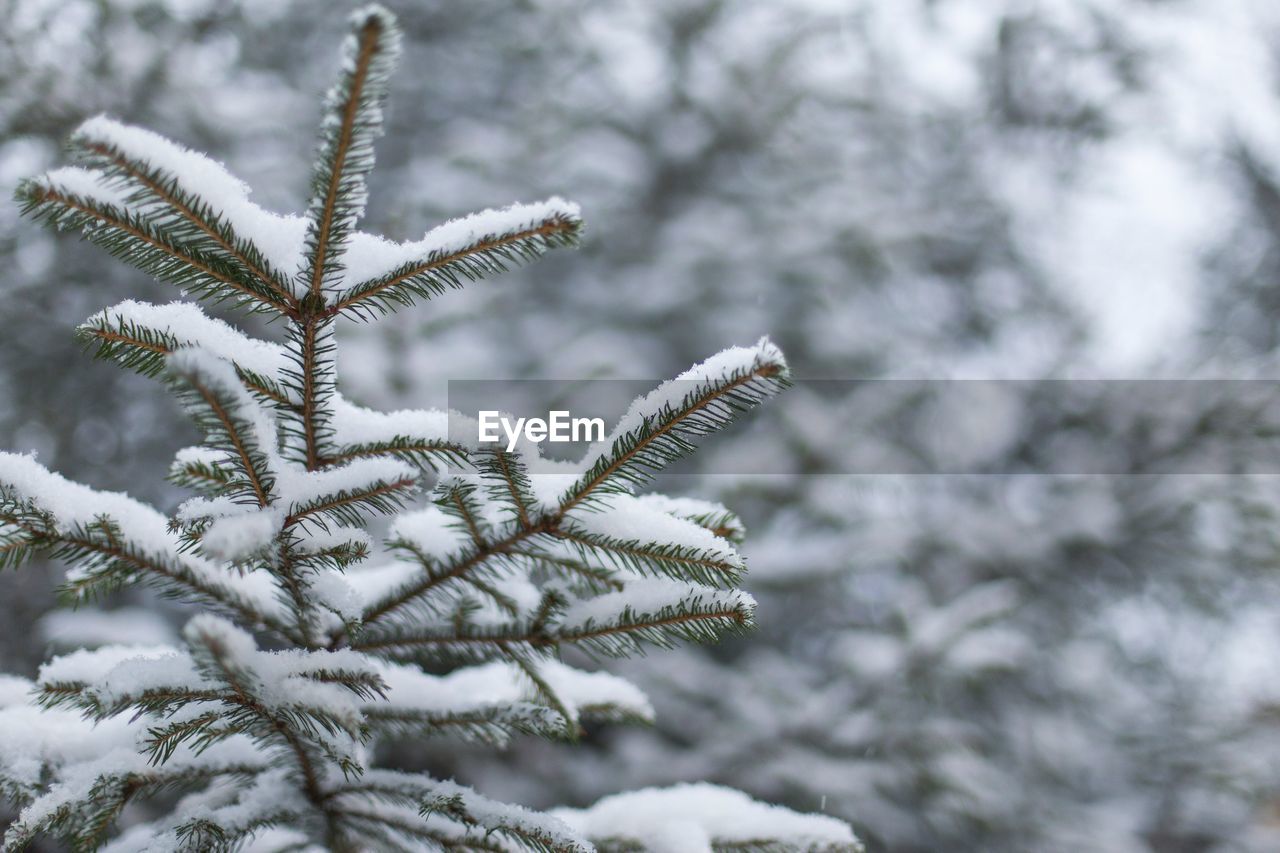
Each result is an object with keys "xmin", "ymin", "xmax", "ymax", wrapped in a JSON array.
[{"xmin": 0, "ymin": 6, "xmax": 859, "ymax": 851}]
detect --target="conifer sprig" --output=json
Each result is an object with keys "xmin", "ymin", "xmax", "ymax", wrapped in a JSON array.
[
  {"xmin": 330, "ymin": 205, "xmax": 584, "ymax": 318},
  {"xmin": 300, "ymin": 7, "xmax": 401, "ymax": 302},
  {"xmin": 79, "ymin": 302, "xmax": 296, "ymax": 408},
  {"xmin": 16, "ymin": 178, "xmax": 295, "ymax": 315},
  {"xmin": 357, "ymin": 343, "xmax": 788, "ymax": 632},
  {"xmin": 70, "ymin": 123, "xmax": 297, "ymax": 306}
]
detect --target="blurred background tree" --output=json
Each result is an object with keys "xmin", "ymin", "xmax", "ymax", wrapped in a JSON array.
[{"xmin": 4, "ymin": 0, "xmax": 1280, "ymax": 850}]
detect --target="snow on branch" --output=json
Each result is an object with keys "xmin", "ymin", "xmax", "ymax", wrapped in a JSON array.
[
  {"xmin": 0, "ymin": 695, "xmax": 269, "ymax": 852},
  {"xmin": 557, "ymin": 336, "xmax": 789, "ymax": 511},
  {"xmin": 31, "ymin": 619, "xmax": 385, "ymax": 771},
  {"xmin": 80, "ymin": 300, "xmax": 292, "ymax": 406},
  {"xmin": 279, "ymin": 456, "xmax": 419, "ymax": 530},
  {"xmin": 168, "ymin": 347, "xmax": 280, "ymax": 509},
  {"xmin": 324, "ymin": 396, "xmax": 476, "ymax": 470},
  {"xmin": 169, "ymin": 447, "xmax": 241, "ymax": 496},
  {"xmin": 331, "ymin": 198, "xmax": 584, "ymax": 317},
  {"xmin": 352, "ymin": 578, "xmax": 754, "ymax": 664},
  {"xmin": 558, "ymin": 492, "xmax": 746, "ymax": 588},
  {"xmin": 552, "ymin": 783, "xmax": 863, "ymax": 852},
  {"xmin": 15, "ymin": 169, "xmax": 295, "ymax": 316},
  {"xmin": 70, "ymin": 116, "xmax": 303, "ymax": 304},
  {"xmin": 633, "ymin": 493, "xmax": 747, "ymax": 544},
  {"xmin": 327, "ymin": 772, "xmax": 592, "ymax": 853},
  {"xmin": 365, "ymin": 658, "xmax": 652, "ymax": 745},
  {"xmin": 179, "ymin": 616, "xmax": 377, "ymax": 775},
  {"xmin": 102, "ymin": 770, "xmax": 310, "ymax": 853},
  {"xmin": 358, "ymin": 339, "xmax": 784, "ymax": 628},
  {"xmin": 556, "ymin": 580, "xmax": 756, "ymax": 657},
  {"xmin": 0, "ymin": 452, "xmax": 281, "ymax": 625}
]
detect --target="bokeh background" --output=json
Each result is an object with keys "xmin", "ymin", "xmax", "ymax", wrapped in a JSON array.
[{"xmin": 4, "ymin": 0, "xmax": 1280, "ymax": 849}]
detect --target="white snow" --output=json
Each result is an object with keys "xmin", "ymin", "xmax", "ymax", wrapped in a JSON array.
[
  {"xmin": 331, "ymin": 395, "xmax": 478, "ymax": 453},
  {"xmin": 568, "ymin": 337, "xmax": 786, "ymax": 502},
  {"xmin": 566, "ymin": 493, "xmax": 742, "ymax": 565},
  {"xmin": 33, "ymin": 166, "xmax": 129, "ymax": 208},
  {"xmin": 0, "ymin": 452, "xmax": 279, "ymax": 616},
  {"xmin": 240, "ymin": 827, "xmax": 323, "ymax": 853},
  {"xmin": 338, "ymin": 197, "xmax": 581, "ymax": 290},
  {"xmin": 175, "ymin": 495, "xmax": 245, "ymax": 524},
  {"xmin": 73, "ymin": 116, "xmax": 308, "ymax": 279},
  {"xmin": 0, "ymin": 451, "xmax": 181, "ymax": 558},
  {"xmin": 37, "ymin": 644, "xmax": 171, "ymax": 687},
  {"xmin": 534, "ymin": 660, "xmax": 653, "ymax": 722},
  {"xmin": 172, "ymin": 445, "xmax": 234, "ymax": 473},
  {"xmin": 182, "ymin": 615, "xmax": 379, "ymax": 732},
  {"xmin": 293, "ymin": 524, "xmax": 372, "ymax": 555},
  {"xmin": 2, "ymin": 718, "xmax": 266, "ymax": 847},
  {"xmin": 552, "ymin": 782, "xmax": 859, "ymax": 850},
  {"xmin": 335, "ymin": 771, "xmax": 588, "ymax": 850},
  {"xmin": 94, "ymin": 768, "xmax": 307, "ymax": 853},
  {"xmin": 0, "ymin": 675, "xmax": 32, "ymax": 708},
  {"xmin": 373, "ymin": 659, "xmax": 652, "ymax": 725},
  {"xmin": 89, "ymin": 652, "xmax": 210, "ymax": 708},
  {"xmin": 308, "ymin": 570, "xmax": 363, "ymax": 622},
  {"xmin": 633, "ymin": 494, "xmax": 744, "ymax": 539},
  {"xmin": 276, "ymin": 456, "xmax": 418, "ymax": 513},
  {"xmin": 166, "ymin": 347, "xmax": 286, "ymax": 519},
  {"xmin": 341, "ymin": 560, "xmax": 424, "ymax": 610},
  {"xmin": 201, "ymin": 509, "xmax": 282, "ymax": 561},
  {"xmin": 36, "ymin": 645, "xmax": 211, "ymax": 711},
  {"xmin": 0, "ymin": 704, "xmax": 128, "ymax": 792},
  {"xmin": 168, "ymin": 347, "xmax": 279, "ymax": 447},
  {"xmin": 374, "ymin": 660, "xmax": 524, "ymax": 713},
  {"xmin": 84, "ymin": 300, "xmax": 289, "ymax": 381},
  {"xmin": 559, "ymin": 579, "xmax": 755, "ymax": 631},
  {"xmin": 388, "ymin": 505, "xmax": 470, "ymax": 561}
]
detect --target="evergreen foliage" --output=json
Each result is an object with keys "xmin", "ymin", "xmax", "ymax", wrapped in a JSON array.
[{"xmin": 0, "ymin": 7, "xmax": 859, "ymax": 851}]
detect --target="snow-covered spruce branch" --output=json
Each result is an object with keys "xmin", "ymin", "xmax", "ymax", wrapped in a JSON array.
[
  {"xmin": 0, "ymin": 5, "xmax": 860, "ymax": 851},
  {"xmin": 353, "ymin": 354, "xmax": 785, "ymax": 631},
  {"xmin": 16, "ymin": 171, "xmax": 296, "ymax": 317},
  {"xmin": 327, "ymin": 201, "xmax": 584, "ymax": 320},
  {"xmin": 69, "ymin": 118, "xmax": 298, "ymax": 306}
]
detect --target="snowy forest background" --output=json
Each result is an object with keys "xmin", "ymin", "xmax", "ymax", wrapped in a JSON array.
[{"xmin": 4, "ymin": 0, "xmax": 1280, "ymax": 850}]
